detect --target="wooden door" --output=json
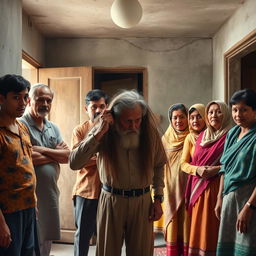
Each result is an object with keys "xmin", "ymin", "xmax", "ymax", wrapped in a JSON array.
[
  {"xmin": 241, "ymin": 51, "xmax": 256, "ymax": 91},
  {"xmin": 39, "ymin": 67, "xmax": 92, "ymax": 242}
]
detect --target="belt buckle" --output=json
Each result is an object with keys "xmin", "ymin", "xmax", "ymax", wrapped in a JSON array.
[{"xmin": 122, "ymin": 189, "xmax": 130, "ymax": 197}]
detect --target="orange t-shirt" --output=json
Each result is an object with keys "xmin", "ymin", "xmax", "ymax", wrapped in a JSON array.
[
  {"xmin": 71, "ymin": 121, "xmax": 101, "ymax": 199},
  {"xmin": 0, "ymin": 121, "xmax": 36, "ymax": 213}
]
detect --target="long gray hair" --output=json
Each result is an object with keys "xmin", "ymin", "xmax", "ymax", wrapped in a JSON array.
[
  {"xmin": 101, "ymin": 90, "xmax": 166, "ymax": 179},
  {"xmin": 110, "ymin": 90, "xmax": 147, "ymax": 117}
]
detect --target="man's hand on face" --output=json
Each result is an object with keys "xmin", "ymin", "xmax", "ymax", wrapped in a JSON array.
[
  {"xmin": 93, "ymin": 112, "xmax": 101, "ymax": 119},
  {"xmin": 94, "ymin": 110, "xmax": 114, "ymax": 141}
]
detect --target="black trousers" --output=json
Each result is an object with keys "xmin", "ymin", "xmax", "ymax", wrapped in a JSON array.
[{"xmin": 0, "ymin": 208, "xmax": 37, "ymax": 256}]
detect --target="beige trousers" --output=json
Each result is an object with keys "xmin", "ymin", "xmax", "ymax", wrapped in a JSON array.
[{"xmin": 96, "ymin": 190, "xmax": 154, "ymax": 256}]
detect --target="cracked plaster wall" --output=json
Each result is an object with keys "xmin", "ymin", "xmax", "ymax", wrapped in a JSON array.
[
  {"xmin": 0, "ymin": 0, "xmax": 22, "ymax": 76},
  {"xmin": 46, "ymin": 37, "xmax": 212, "ymax": 131},
  {"xmin": 213, "ymin": 0, "xmax": 256, "ymax": 101}
]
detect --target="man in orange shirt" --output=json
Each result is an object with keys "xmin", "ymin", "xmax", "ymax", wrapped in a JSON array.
[
  {"xmin": 0, "ymin": 74, "xmax": 37, "ymax": 256},
  {"xmin": 71, "ymin": 89, "xmax": 108, "ymax": 256}
]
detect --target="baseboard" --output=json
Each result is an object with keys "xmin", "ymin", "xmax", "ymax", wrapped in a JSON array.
[{"xmin": 59, "ymin": 229, "xmax": 75, "ymax": 243}]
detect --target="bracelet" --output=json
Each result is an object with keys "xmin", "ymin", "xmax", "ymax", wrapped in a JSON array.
[{"xmin": 246, "ymin": 202, "xmax": 256, "ymax": 210}]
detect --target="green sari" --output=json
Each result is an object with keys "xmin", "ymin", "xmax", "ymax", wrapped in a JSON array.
[
  {"xmin": 219, "ymin": 123, "xmax": 256, "ymax": 195},
  {"xmin": 217, "ymin": 123, "xmax": 256, "ymax": 256}
]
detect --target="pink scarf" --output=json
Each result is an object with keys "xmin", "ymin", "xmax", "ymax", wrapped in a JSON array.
[{"xmin": 185, "ymin": 131, "xmax": 227, "ymax": 212}]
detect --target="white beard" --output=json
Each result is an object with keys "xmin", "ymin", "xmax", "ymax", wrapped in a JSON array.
[
  {"xmin": 120, "ymin": 132, "xmax": 140, "ymax": 149},
  {"xmin": 115, "ymin": 125, "xmax": 140, "ymax": 149},
  {"xmin": 37, "ymin": 111, "xmax": 49, "ymax": 118}
]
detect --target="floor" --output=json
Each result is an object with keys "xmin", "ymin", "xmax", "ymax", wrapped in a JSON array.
[{"xmin": 50, "ymin": 233, "xmax": 166, "ymax": 256}]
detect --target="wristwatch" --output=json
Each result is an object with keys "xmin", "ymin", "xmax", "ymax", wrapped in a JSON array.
[
  {"xmin": 246, "ymin": 202, "xmax": 256, "ymax": 210},
  {"xmin": 154, "ymin": 195, "xmax": 164, "ymax": 203}
]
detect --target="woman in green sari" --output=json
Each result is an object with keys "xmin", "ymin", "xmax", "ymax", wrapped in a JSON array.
[{"xmin": 215, "ymin": 89, "xmax": 256, "ymax": 256}]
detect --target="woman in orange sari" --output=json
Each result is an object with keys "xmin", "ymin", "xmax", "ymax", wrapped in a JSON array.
[
  {"xmin": 184, "ymin": 101, "xmax": 231, "ymax": 256},
  {"xmin": 159, "ymin": 104, "xmax": 189, "ymax": 256}
]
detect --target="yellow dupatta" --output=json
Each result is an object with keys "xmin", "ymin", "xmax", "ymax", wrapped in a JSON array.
[
  {"xmin": 161, "ymin": 105, "xmax": 189, "ymax": 231},
  {"xmin": 186, "ymin": 103, "xmax": 206, "ymax": 146}
]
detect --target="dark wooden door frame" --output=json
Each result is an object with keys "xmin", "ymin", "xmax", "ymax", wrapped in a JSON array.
[
  {"xmin": 22, "ymin": 50, "xmax": 41, "ymax": 68},
  {"xmin": 92, "ymin": 67, "xmax": 148, "ymax": 101},
  {"xmin": 224, "ymin": 29, "xmax": 256, "ymax": 102}
]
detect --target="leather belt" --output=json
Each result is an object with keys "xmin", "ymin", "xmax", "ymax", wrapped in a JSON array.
[{"xmin": 102, "ymin": 184, "xmax": 150, "ymax": 197}]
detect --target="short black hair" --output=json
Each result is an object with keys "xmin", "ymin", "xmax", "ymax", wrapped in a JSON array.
[
  {"xmin": 0, "ymin": 74, "xmax": 31, "ymax": 96},
  {"xmin": 85, "ymin": 89, "xmax": 109, "ymax": 106},
  {"xmin": 230, "ymin": 89, "xmax": 256, "ymax": 110},
  {"xmin": 169, "ymin": 103, "xmax": 188, "ymax": 120}
]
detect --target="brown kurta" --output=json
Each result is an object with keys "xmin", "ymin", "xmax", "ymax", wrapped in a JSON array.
[
  {"xmin": 70, "ymin": 133, "xmax": 166, "ymax": 195},
  {"xmin": 70, "ymin": 131, "xmax": 166, "ymax": 256}
]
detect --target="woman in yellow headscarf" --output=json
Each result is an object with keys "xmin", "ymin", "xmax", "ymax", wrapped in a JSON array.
[
  {"xmin": 155, "ymin": 103, "xmax": 189, "ymax": 256},
  {"xmin": 177, "ymin": 104, "xmax": 206, "ymax": 256},
  {"xmin": 180, "ymin": 104, "xmax": 206, "ymax": 176}
]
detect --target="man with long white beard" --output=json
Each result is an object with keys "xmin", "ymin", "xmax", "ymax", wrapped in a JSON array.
[
  {"xmin": 19, "ymin": 84, "xmax": 70, "ymax": 256},
  {"xmin": 115, "ymin": 121, "xmax": 140, "ymax": 149},
  {"xmin": 70, "ymin": 90, "xmax": 167, "ymax": 256}
]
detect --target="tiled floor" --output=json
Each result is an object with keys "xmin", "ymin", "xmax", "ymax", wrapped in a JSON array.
[{"xmin": 50, "ymin": 233, "xmax": 165, "ymax": 256}]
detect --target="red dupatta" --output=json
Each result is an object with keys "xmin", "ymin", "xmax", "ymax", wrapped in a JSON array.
[{"xmin": 185, "ymin": 131, "xmax": 227, "ymax": 212}]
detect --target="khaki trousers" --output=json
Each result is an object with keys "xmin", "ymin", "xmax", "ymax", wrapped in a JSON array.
[{"xmin": 96, "ymin": 190, "xmax": 154, "ymax": 256}]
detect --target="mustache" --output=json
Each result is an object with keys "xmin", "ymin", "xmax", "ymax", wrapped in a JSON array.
[
  {"xmin": 125, "ymin": 129, "xmax": 140, "ymax": 134},
  {"xmin": 38, "ymin": 107, "xmax": 49, "ymax": 112}
]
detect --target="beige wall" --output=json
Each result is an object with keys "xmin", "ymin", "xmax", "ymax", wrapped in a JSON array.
[
  {"xmin": 22, "ymin": 12, "xmax": 46, "ymax": 66},
  {"xmin": 0, "ymin": 0, "xmax": 22, "ymax": 76},
  {"xmin": 213, "ymin": 0, "xmax": 256, "ymax": 101},
  {"xmin": 45, "ymin": 37, "xmax": 212, "ymax": 131},
  {"xmin": 21, "ymin": 9, "xmax": 214, "ymax": 131},
  {"xmin": 18, "ymin": 0, "xmax": 256, "ymax": 127}
]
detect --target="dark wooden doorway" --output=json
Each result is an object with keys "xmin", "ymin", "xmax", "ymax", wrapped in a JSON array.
[
  {"xmin": 224, "ymin": 29, "xmax": 256, "ymax": 101},
  {"xmin": 92, "ymin": 67, "xmax": 148, "ymax": 100},
  {"xmin": 241, "ymin": 51, "xmax": 256, "ymax": 91}
]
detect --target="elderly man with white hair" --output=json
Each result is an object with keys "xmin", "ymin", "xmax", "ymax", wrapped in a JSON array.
[
  {"xmin": 70, "ymin": 90, "xmax": 167, "ymax": 256},
  {"xmin": 20, "ymin": 84, "xmax": 70, "ymax": 256}
]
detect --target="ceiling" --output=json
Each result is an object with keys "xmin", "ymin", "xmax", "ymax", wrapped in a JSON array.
[{"xmin": 22, "ymin": 0, "xmax": 245, "ymax": 38}]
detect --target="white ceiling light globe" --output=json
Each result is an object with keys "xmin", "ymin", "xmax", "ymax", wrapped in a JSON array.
[{"xmin": 111, "ymin": 0, "xmax": 143, "ymax": 29}]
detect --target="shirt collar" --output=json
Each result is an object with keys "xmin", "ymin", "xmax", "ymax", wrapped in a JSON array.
[{"xmin": 26, "ymin": 113, "xmax": 52, "ymax": 130}]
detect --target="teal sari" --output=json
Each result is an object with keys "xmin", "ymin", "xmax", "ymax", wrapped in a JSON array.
[
  {"xmin": 219, "ymin": 123, "xmax": 256, "ymax": 195},
  {"xmin": 217, "ymin": 123, "xmax": 256, "ymax": 256}
]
